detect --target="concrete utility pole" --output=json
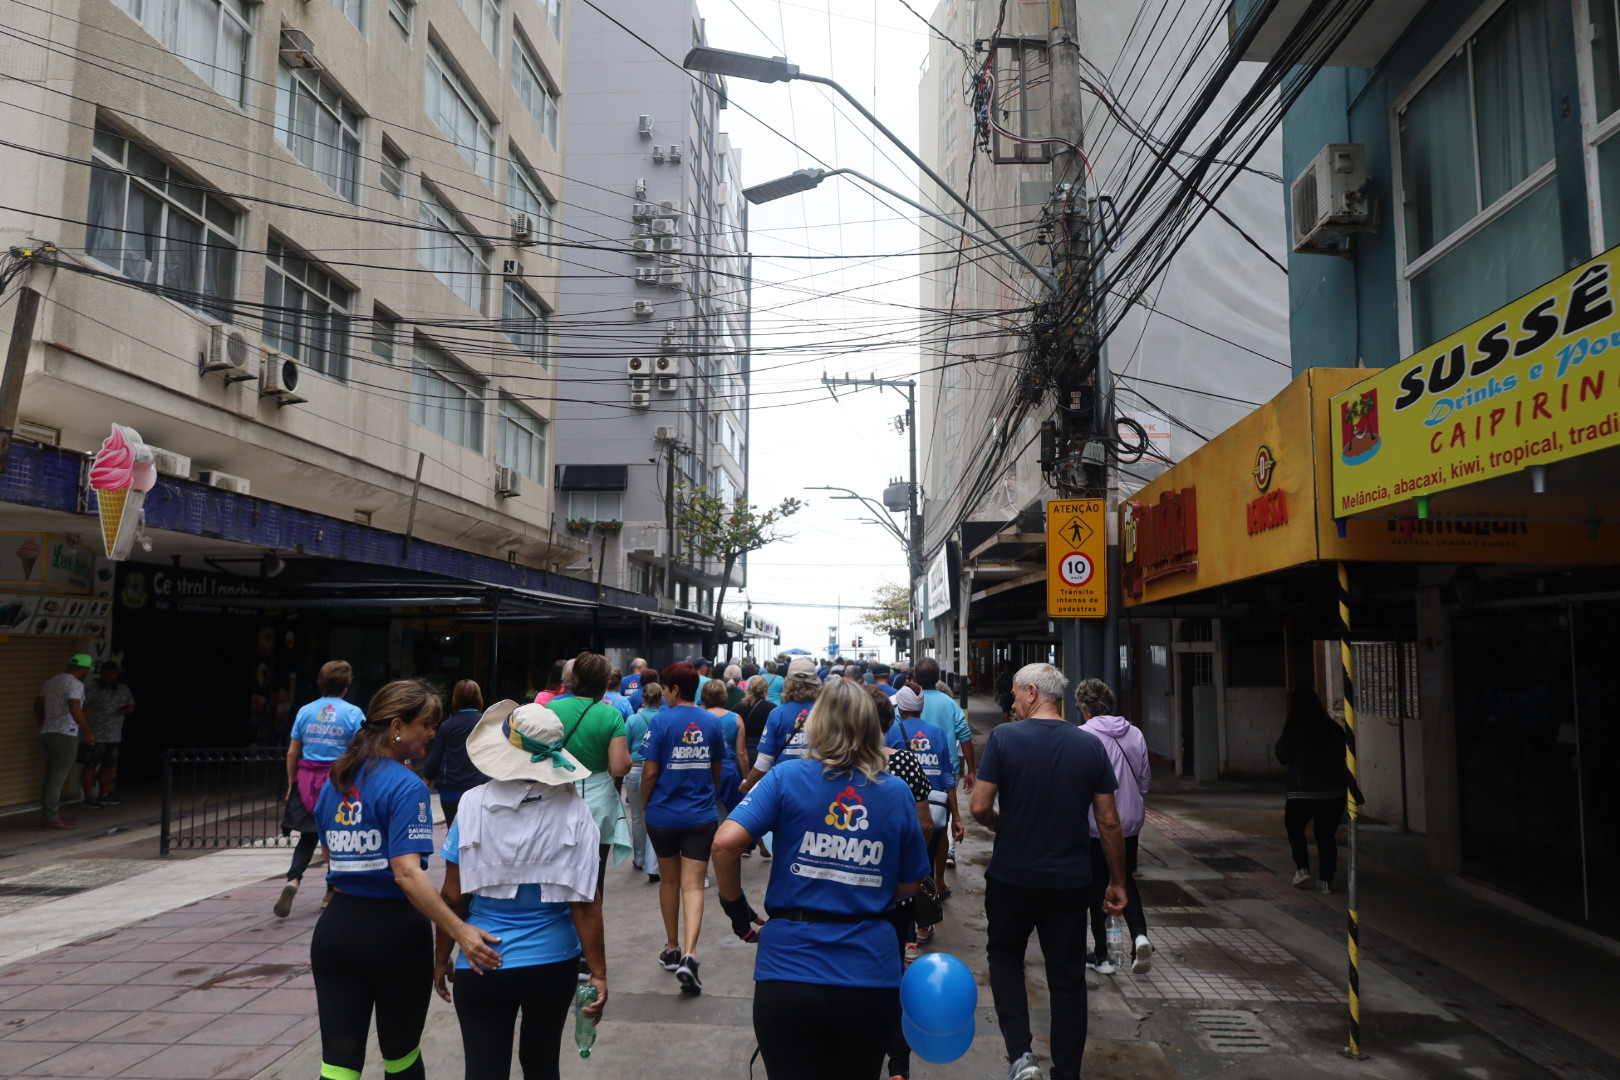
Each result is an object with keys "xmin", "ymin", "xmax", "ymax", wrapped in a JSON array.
[{"xmin": 820, "ymin": 374, "xmax": 921, "ymax": 599}]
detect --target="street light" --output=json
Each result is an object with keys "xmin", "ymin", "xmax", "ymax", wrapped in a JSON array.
[
  {"xmin": 807, "ymin": 485, "xmax": 910, "ymax": 551},
  {"xmin": 683, "ymin": 46, "xmax": 1056, "ymax": 290}
]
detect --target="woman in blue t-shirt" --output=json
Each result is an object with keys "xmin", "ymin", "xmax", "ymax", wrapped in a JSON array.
[
  {"xmin": 700, "ymin": 676, "xmax": 749, "ymax": 818},
  {"xmin": 622, "ymin": 681, "xmax": 663, "ymax": 878},
  {"xmin": 639, "ymin": 661, "xmax": 722, "ymax": 995},
  {"xmin": 435, "ymin": 699, "xmax": 608, "ymax": 1080},
  {"xmin": 310, "ymin": 681, "xmax": 501, "ymax": 1080},
  {"xmin": 713, "ymin": 679, "xmax": 931, "ymax": 1080}
]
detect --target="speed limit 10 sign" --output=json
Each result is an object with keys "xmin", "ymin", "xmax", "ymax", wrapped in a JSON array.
[{"xmin": 1046, "ymin": 500, "xmax": 1107, "ymax": 617}]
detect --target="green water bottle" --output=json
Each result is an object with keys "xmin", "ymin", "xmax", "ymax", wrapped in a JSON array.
[{"xmin": 574, "ymin": 983, "xmax": 598, "ymax": 1058}]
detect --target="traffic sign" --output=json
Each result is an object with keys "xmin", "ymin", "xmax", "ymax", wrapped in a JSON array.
[{"xmin": 1046, "ymin": 499, "xmax": 1107, "ymax": 617}]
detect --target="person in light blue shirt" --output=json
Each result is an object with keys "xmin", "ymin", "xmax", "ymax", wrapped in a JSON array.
[
  {"xmin": 277, "ymin": 660, "xmax": 367, "ymax": 920},
  {"xmin": 623, "ymin": 681, "xmax": 664, "ymax": 876},
  {"xmin": 764, "ymin": 660, "xmax": 785, "ymax": 705},
  {"xmin": 913, "ymin": 657, "xmax": 976, "ymax": 882},
  {"xmin": 713, "ymin": 679, "xmax": 930, "ymax": 1080}
]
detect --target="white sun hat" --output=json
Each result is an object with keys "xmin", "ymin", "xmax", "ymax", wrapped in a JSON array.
[{"xmin": 466, "ymin": 700, "xmax": 591, "ymax": 786}]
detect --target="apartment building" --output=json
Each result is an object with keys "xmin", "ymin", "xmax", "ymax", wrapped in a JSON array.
[
  {"xmin": 552, "ymin": 0, "xmax": 751, "ymax": 617},
  {"xmin": 914, "ymin": 0, "xmax": 1290, "ymax": 687}
]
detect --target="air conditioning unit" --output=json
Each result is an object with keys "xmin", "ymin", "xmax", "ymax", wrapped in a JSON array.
[
  {"xmin": 652, "ymin": 145, "xmax": 665, "ymax": 163},
  {"xmin": 658, "ymin": 199, "xmax": 678, "ymax": 215},
  {"xmin": 637, "ymin": 114, "xmax": 654, "ymax": 137},
  {"xmin": 657, "ymin": 270, "xmax": 681, "ymax": 289},
  {"xmin": 667, "ymin": 143, "xmax": 682, "ymax": 163},
  {"xmin": 651, "ymin": 218, "xmax": 676, "ymax": 236},
  {"xmin": 633, "ymin": 299, "xmax": 655, "ymax": 318},
  {"xmin": 658, "ymin": 236, "xmax": 682, "ymax": 253},
  {"xmin": 197, "ymin": 469, "xmax": 250, "ymax": 495},
  {"xmin": 278, "ymin": 28, "xmax": 318, "ymax": 70},
  {"xmin": 627, "ymin": 355, "xmax": 650, "ymax": 375},
  {"xmin": 1291, "ymin": 143, "xmax": 1370, "ymax": 252},
  {"xmin": 204, "ymin": 324, "xmax": 255, "ymax": 381},
  {"xmin": 512, "ymin": 213, "xmax": 533, "ymax": 240},
  {"xmin": 631, "ymin": 202, "xmax": 656, "ymax": 221},
  {"xmin": 635, "ymin": 267, "xmax": 659, "ymax": 284},
  {"xmin": 655, "ymin": 425, "xmax": 678, "ymax": 441},
  {"xmin": 630, "ymin": 388, "xmax": 651, "ymax": 409},
  {"xmin": 259, "ymin": 348, "xmax": 308, "ymax": 405},
  {"xmin": 634, "ymin": 177, "xmax": 647, "ymax": 199},
  {"xmin": 655, "ymin": 355, "xmax": 681, "ymax": 376},
  {"xmin": 631, "ymin": 237, "xmax": 655, "ymax": 258},
  {"xmin": 148, "ymin": 445, "xmax": 192, "ymax": 479},
  {"xmin": 630, "ymin": 375, "xmax": 649, "ymax": 394},
  {"xmin": 502, "ymin": 258, "xmax": 522, "ymax": 277},
  {"xmin": 494, "ymin": 466, "xmax": 521, "ymax": 498}
]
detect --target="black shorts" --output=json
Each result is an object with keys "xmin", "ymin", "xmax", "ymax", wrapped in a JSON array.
[
  {"xmin": 647, "ymin": 821, "xmax": 717, "ymax": 861},
  {"xmin": 77, "ymin": 742, "xmax": 119, "ymax": 766}
]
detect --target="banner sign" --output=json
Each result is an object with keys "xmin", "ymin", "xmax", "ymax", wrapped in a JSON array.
[
  {"xmin": 1331, "ymin": 248, "xmax": 1620, "ymax": 515},
  {"xmin": 1046, "ymin": 499, "xmax": 1107, "ymax": 617},
  {"xmin": 923, "ymin": 548, "xmax": 952, "ymax": 623}
]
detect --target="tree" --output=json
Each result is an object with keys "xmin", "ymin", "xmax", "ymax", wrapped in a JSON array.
[
  {"xmin": 675, "ymin": 484, "xmax": 803, "ymax": 656},
  {"xmin": 857, "ymin": 581, "xmax": 910, "ymax": 636}
]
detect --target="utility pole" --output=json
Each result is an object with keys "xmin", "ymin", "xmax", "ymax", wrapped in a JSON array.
[{"xmin": 0, "ymin": 286, "xmax": 42, "ymax": 472}]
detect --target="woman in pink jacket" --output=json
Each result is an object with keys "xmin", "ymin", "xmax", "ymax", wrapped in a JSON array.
[{"xmin": 1077, "ymin": 678, "xmax": 1154, "ymax": 975}]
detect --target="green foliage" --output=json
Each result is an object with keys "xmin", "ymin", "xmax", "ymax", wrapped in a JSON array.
[{"xmin": 857, "ymin": 581, "xmax": 910, "ymax": 635}]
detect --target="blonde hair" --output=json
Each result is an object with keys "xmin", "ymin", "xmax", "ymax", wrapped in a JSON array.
[
  {"xmin": 806, "ymin": 679, "xmax": 886, "ymax": 783},
  {"xmin": 783, "ymin": 674, "xmax": 820, "ymax": 703},
  {"xmin": 641, "ymin": 682, "xmax": 664, "ymax": 707},
  {"xmin": 701, "ymin": 677, "xmax": 730, "ymax": 708},
  {"xmin": 741, "ymin": 675, "xmax": 769, "ymax": 709}
]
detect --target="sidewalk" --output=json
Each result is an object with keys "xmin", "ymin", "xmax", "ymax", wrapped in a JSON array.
[{"xmin": 0, "ymin": 700, "xmax": 1616, "ymax": 1078}]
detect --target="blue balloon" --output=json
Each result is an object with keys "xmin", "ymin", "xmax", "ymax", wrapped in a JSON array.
[
  {"xmin": 902, "ymin": 1012, "xmax": 975, "ymax": 1064},
  {"xmin": 900, "ymin": 952, "xmax": 978, "ymax": 1035}
]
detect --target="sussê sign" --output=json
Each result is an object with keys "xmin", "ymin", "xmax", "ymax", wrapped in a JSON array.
[
  {"xmin": 1331, "ymin": 247, "xmax": 1620, "ymax": 515},
  {"xmin": 1122, "ymin": 488, "xmax": 1197, "ymax": 597}
]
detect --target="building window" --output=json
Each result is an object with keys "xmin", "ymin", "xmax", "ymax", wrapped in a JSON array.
[
  {"xmin": 276, "ymin": 63, "xmax": 362, "ymax": 202},
  {"xmin": 379, "ymin": 140, "xmax": 407, "ymax": 199},
  {"xmin": 568, "ymin": 490, "xmax": 622, "ymax": 521},
  {"xmin": 418, "ymin": 186, "xmax": 488, "ymax": 309},
  {"xmin": 333, "ymin": 0, "xmax": 363, "ymax": 32},
  {"xmin": 110, "ymin": 0, "xmax": 251, "ymax": 104},
  {"xmin": 1397, "ymin": 0, "xmax": 1560, "ymax": 347},
  {"xmin": 502, "ymin": 281, "xmax": 548, "ymax": 366},
  {"xmin": 85, "ymin": 123, "xmax": 239, "ymax": 318},
  {"xmin": 458, "ymin": 0, "xmax": 501, "ymax": 54},
  {"xmin": 511, "ymin": 34, "xmax": 559, "ymax": 145},
  {"xmin": 372, "ymin": 305, "xmax": 399, "ymax": 363},
  {"xmin": 497, "ymin": 397, "xmax": 546, "ymax": 482},
  {"xmin": 411, "ymin": 340, "xmax": 484, "ymax": 450},
  {"xmin": 543, "ymin": 0, "xmax": 561, "ymax": 37},
  {"xmin": 1588, "ymin": 0, "xmax": 1620, "ymax": 245},
  {"xmin": 426, "ymin": 44, "xmax": 497, "ymax": 184},
  {"xmin": 262, "ymin": 238, "xmax": 353, "ymax": 378},
  {"xmin": 507, "ymin": 150, "xmax": 554, "ymax": 250},
  {"xmin": 388, "ymin": 0, "xmax": 412, "ymax": 37}
]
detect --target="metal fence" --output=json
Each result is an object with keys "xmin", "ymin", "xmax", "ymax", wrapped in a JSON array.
[{"xmin": 160, "ymin": 747, "xmax": 294, "ymax": 857}]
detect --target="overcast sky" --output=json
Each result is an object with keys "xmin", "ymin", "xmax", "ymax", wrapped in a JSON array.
[{"xmin": 685, "ymin": 2, "xmax": 936, "ymax": 660}]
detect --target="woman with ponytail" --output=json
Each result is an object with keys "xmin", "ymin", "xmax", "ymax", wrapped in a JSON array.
[{"xmin": 311, "ymin": 680, "xmax": 501, "ymax": 1080}]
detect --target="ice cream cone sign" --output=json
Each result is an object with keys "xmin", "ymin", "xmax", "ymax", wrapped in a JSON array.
[{"xmin": 89, "ymin": 424, "xmax": 157, "ymax": 560}]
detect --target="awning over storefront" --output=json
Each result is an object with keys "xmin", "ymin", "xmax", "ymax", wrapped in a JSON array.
[{"xmin": 1122, "ymin": 368, "xmax": 1617, "ymax": 609}]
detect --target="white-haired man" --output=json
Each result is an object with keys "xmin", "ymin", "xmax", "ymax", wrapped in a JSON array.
[{"xmin": 970, "ymin": 662, "xmax": 1126, "ymax": 1080}]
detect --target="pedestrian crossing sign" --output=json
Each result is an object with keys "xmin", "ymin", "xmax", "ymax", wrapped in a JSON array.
[{"xmin": 1046, "ymin": 499, "xmax": 1107, "ymax": 618}]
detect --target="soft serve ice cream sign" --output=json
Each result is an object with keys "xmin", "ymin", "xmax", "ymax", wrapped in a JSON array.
[{"xmin": 89, "ymin": 424, "xmax": 157, "ymax": 560}]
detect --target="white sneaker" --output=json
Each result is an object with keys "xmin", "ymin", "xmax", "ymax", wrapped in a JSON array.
[
  {"xmin": 1291, "ymin": 868, "xmax": 1313, "ymax": 888},
  {"xmin": 1132, "ymin": 935, "xmax": 1153, "ymax": 974},
  {"xmin": 1086, "ymin": 956, "xmax": 1115, "ymax": 975},
  {"xmin": 1317, "ymin": 880, "xmax": 1333, "ymax": 894},
  {"xmin": 1008, "ymin": 1050, "xmax": 1043, "ymax": 1080}
]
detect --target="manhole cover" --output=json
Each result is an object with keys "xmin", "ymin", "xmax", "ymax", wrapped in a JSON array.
[{"xmin": 1189, "ymin": 1009, "xmax": 1276, "ymax": 1053}]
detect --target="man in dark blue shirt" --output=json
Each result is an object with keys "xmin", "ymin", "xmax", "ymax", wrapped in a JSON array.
[{"xmin": 971, "ymin": 663, "xmax": 1126, "ymax": 1080}]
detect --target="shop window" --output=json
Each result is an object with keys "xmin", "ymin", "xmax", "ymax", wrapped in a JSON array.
[{"xmin": 1397, "ymin": 0, "xmax": 1561, "ymax": 347}]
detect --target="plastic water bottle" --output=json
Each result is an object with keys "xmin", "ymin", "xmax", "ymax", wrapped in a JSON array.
[
  {"xmin": 1106, "ymin": 915, "xmax": 1127, "ymax": 968},
  {"xmin": 574, "ymin": 984, "xmax": 598, "ymax": 1058}
]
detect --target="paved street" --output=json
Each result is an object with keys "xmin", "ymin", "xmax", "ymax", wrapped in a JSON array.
[{"xmin": 1, "ymin": 700, "xmax": 1617, "ymax": 1079}]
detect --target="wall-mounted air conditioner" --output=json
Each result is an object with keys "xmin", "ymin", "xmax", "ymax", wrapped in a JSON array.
[
  {"xmin": 657, "ymin": 200, "xmax": 679, "ymax": 217},
  {"xmin": 1291, "ymin": 143, "xmax": 1371, "ymax": 253},
  {"xmin": 148, "ymin": 445, "xmax": 192, "ymax": 479},
  {"xmin": 655, "ymin": 355, "xmax": 680, "ymax": 390},
  {"xmin": 637, "ymin": 114, "xmax": 654, "ymax": 138},
  {"xmin": 204, "ymin": 324, "xmax": 256, "ymax": 382},
  {"xmin": 633, "ymin": 299, "xmax": 655, "ymax": 318},
  {"xmin": 630, "ymin": 388, "xmax": 650, "ymax": 409},
  {"xmin": 635, "ymin": 267, "xmax": 659, "ymax": 284},
  {"xmin": 651, "ymin": 218, "xmax": 676, "ymax": 236},
  {"xmin": 502, "ymin": 259, "xmax": 522, "ymax": 277},
  {"xmin": 658, "ymin": 237, "xmax": 682, "ymax": 253},
  {"xmin": 627, "ymin": 356, "xmax": 649, "ymax": 375},
  {"xmin": 631, "ymin": 237, "xmax": 655, "ymax": 258},
  {"xmin": 667, "ymin": 143, "xmax": 682, "ymax": 163},
  {"xmin": 512, "ymin": 213, "xmax": 533, "ymax": 240},
  {"xmin": 634, "ymin": 178, "xmax": 647, "ymax": 199},
  {"xmin": 631, "ymin": 202, "xmax": 656, "ymax": 221},
  {"xmin": 259, "ymin": 348, "xmax": 308, "ymax": 405},
  {"xmin": 278, "ymin": 28, "xmax": 318, "ymax": 70},
  {"xmin": 652, "ymin": 145, "xmax": 665, "ymax": 163},
  {"xmin": 495, "ymin": 466, "xmax": 521, "ymax": 498},
  {"xmin": 657, "ymin": 270, "xmax": 681, "ymax": 289},
  {"xmin": 655, "ymin": 425, "xmax": 678, "ymax": 441},
  {"xmin": 197, "ymin": 469, "xmax": 250, "ymax": 495}
]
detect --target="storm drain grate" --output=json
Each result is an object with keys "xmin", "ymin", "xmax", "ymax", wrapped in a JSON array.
[{"xmin": 1188, "ymin": 1009, "xmax": 1276, "ymax": 1053}]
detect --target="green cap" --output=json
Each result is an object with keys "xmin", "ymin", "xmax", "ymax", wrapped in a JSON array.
[{"xmin": 68, "ymin": 653, "xmax": 93, "ymax": 669}]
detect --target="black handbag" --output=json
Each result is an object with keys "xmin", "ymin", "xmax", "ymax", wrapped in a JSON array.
[{"xmin": 912, "ymin": 874, "xmax": 945, "ymax": 927}]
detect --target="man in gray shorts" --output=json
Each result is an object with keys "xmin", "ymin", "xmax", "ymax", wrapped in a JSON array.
[{"xmin": 81, "ymin": 662, "xmax": 134, "ymax": 807}]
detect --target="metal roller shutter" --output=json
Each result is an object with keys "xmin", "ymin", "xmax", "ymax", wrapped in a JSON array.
[{"xmin": 0, "ymin": 639, "xmax": 80, "ymax": 809}]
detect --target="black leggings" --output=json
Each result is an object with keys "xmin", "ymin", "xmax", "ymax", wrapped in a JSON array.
[
  {"xmin": 755, "ymin": 980, "xmax": 898, "ymax": 1080},
  {"xmin": 287, "ymin": 830, "xmax": 320, "ymax": 882},
  {"xmin": 311, "ymin": 892, "xmax": 432, "ymax": 1080},
  {"xmin": 1286, "ymin": 797, "xmax": 1343, "ymax": 884},
  {"xmin": 1087, "ymin": 834, "xmax": 1147, "ymax": 955},
  {"xmin": 453, "ymin": 958, "xmax": 579, "ymax": 1080}
]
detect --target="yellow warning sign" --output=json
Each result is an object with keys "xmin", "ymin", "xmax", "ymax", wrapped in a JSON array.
[{"xmin": 1046, "ymin": 499, "xmax": 1107, "ymax": 618}]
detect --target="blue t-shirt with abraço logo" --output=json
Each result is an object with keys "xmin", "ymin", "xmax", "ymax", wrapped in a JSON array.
[
  {"xmin": 756, "ymin": 701, "xmax": 813, "ymax": 764},
  {"xmin": 291, "ymin": 696, "xmax": 366, "ymax": 762},
  {"xmin": 315, "ymin": 757, "xmax": 435, "ymax": 899},
  {"xmin": 641, "ymin": 704, "xmax": 722, "ymax": 829},
  {"xmin": 884, "ymin": 718, "xmax": 955, "ymax": 793},
  {"xmin": 728, "ymin": 759, "xmax": 930, "ymax": 988}
]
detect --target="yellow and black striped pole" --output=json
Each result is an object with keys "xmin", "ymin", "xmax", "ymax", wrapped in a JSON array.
[{"xmin": 1337, "ymin": 561, "xmax": 1364, "ymax": 1058}]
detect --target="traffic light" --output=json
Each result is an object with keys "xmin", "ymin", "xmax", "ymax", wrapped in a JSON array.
[{"xmin": 857, "ymin": 636, "xmax": 864, "ymax": 647}]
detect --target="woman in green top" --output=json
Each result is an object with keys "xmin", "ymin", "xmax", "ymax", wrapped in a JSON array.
[{"xmin": 544, "ymin": 653, "xmax": 633, "ymax": 885}]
